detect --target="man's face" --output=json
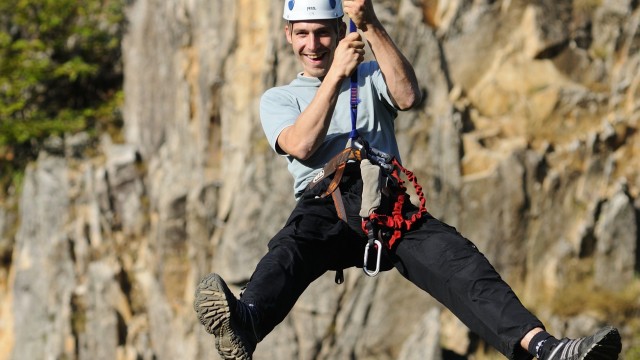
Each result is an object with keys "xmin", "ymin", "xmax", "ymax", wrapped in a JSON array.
[{"xmin": 285, "ymin": 19, "xmax": 343, "ymax": 78}]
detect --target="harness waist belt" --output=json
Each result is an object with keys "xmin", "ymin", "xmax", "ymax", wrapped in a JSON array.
[{"xmin": 305, "ymin": 147, "xmax": 363, "ymax": 193}]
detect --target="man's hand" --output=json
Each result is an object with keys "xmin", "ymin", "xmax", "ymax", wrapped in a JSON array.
[
  {"xmin": 343, "ymin": 0, "xmax": 378, "ymax": 31},
  {"xmin": 326, "ymin": 32, "xmax": 366, "ymax": 81},
  {"xmin": 342, "ymin": 0, "xmax": 421, "ymax": 110}
]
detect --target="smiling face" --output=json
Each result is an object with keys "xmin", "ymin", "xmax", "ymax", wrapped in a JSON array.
[{"xmin": 285, "ymin": 19, "xmax": 345, "ymax": 78}]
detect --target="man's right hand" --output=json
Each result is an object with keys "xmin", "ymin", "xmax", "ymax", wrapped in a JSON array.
[{"xmin": 327, "ymin": 32, "xmax": 365, "ymax": 81}]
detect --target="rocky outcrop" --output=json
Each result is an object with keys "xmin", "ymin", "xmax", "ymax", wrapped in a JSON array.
[{"xmin": 1, "ymin": 0, "xmax": 639, "ymax": 359}]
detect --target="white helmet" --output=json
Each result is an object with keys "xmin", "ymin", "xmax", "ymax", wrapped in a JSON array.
[{"xmin": 283, "ymin": 0, "xmax": 344, "ymax": 21}]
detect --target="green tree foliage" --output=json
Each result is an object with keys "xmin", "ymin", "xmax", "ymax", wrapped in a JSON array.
[{"xmin": 0, "ymin": 0, "xmax": 125, "ymax": 194}]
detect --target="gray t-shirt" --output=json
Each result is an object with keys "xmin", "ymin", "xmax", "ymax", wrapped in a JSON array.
[{"xmin": 260, "ymin": 61, "xmax": 401, "ymax": 198}]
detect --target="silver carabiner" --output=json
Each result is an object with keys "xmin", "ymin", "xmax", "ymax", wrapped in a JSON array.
[{"xmin": 363, "ymin": 240, "xmax": 382, "ymax": 277}]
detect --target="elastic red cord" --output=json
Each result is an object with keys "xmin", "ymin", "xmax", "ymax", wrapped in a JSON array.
[{"xmin": 362, "ymin": 159, "xmax": 427, "ymax": 249}]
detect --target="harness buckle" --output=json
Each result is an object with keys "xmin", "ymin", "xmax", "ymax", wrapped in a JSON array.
[
  {"xmin": 352, "ymin": 137, "xmax": 394, "ymax": 173},
  {"xmin": 363, "ymin": 239, "xmax": 382, "ymax": 277}
]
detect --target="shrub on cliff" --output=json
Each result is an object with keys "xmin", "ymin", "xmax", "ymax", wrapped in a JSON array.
[{"xmin": 0, "ymin": 0, "xmax": 125, "ymax": 195}]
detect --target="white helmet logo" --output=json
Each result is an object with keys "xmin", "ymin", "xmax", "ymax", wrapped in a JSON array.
[{"xmin": 283, "ymin": 0, "xmax": 343, "ymax": 20}]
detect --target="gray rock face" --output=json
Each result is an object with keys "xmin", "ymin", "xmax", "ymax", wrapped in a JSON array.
[
  {"xmin": 2, "ymin": 0, "xmax": 639, "ymax": 359},
  {"xmin": 594, "ymin": 188, "xmax": 637, "ymax": 292},
  {"xmin": 10, "ymin": 154, "xmax": 75, "ymax": 360}
]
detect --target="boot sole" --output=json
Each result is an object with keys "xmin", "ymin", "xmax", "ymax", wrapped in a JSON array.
[
  {"xmin": 582, "ymin": 327, "xmax": 622, "ymax": 360},
  {"xmin": 194, "ymin": 273, "xmax": 253, "ymax": 360}
]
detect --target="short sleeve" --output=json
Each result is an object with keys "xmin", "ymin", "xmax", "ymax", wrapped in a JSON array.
[
  {"xmin": 260, "ymin": 87, "xmax": 300, "ymax": 155},
  {"xmin": 363, "ymin": 61, "xmax": 397, "ymax": 112}
]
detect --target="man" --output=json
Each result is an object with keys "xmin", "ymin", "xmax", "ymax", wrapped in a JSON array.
[{"xmin": 194, "ymin": 1, "xmax": 623, "ymax": 359}]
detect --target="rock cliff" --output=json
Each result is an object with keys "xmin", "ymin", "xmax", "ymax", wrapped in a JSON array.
[{"xmin": 1, "ymin": 0, "xmax": 639, "ymax": 359}]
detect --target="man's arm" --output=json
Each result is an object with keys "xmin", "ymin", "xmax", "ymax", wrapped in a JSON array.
[
  {"xmin": 278, "ymin": 32, "xmax": 365, "ymax": 160},
  {"xmin": 343, "ymin": 0, "xmax": 421, "ymax": 110},
  {"xmin": 276, "ymin": 69, "xmax": 342, "ymax": 160}
]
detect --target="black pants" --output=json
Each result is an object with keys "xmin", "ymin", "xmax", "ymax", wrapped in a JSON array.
[{"xmin": 241, "ymin": 169, "xmax": 542, "ymax": 360}]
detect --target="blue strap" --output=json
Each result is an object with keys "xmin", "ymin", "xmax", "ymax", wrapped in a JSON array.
[{"xmin": 349, "ymin": 19, "xmax": 360, "ymax": 140}]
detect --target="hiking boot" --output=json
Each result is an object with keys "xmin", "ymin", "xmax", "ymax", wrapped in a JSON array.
[
  {"xmin": 194, "ymin": 273, "xmax": 260, "ymax": 360},
  {"xmin": 546, "ymin": 326, "xmax": 622, "ymax": 360}
]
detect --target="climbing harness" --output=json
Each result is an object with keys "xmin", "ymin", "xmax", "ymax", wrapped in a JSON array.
[
  {"xmin": 308, "ymin": 19, "xmax": 427, "ymax": 282},
  {"xmin": 307, "ymin": 137, "xmax": 428, "ymax": 279}
]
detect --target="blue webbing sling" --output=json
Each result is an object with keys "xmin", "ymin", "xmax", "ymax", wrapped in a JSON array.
[{"xmin": 349, "ymin": 19, "xmax": 360, "ymax": 141}]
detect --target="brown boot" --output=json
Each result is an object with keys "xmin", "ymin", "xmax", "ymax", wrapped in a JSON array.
[{"xmin": 194, "ymin": 273, "xmax": 260, "ymax": 360}]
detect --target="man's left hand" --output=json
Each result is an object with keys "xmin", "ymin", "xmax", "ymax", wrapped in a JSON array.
[{"xmin": 343, "ymin": 0, "xmax": 378, "ymax": 31}]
